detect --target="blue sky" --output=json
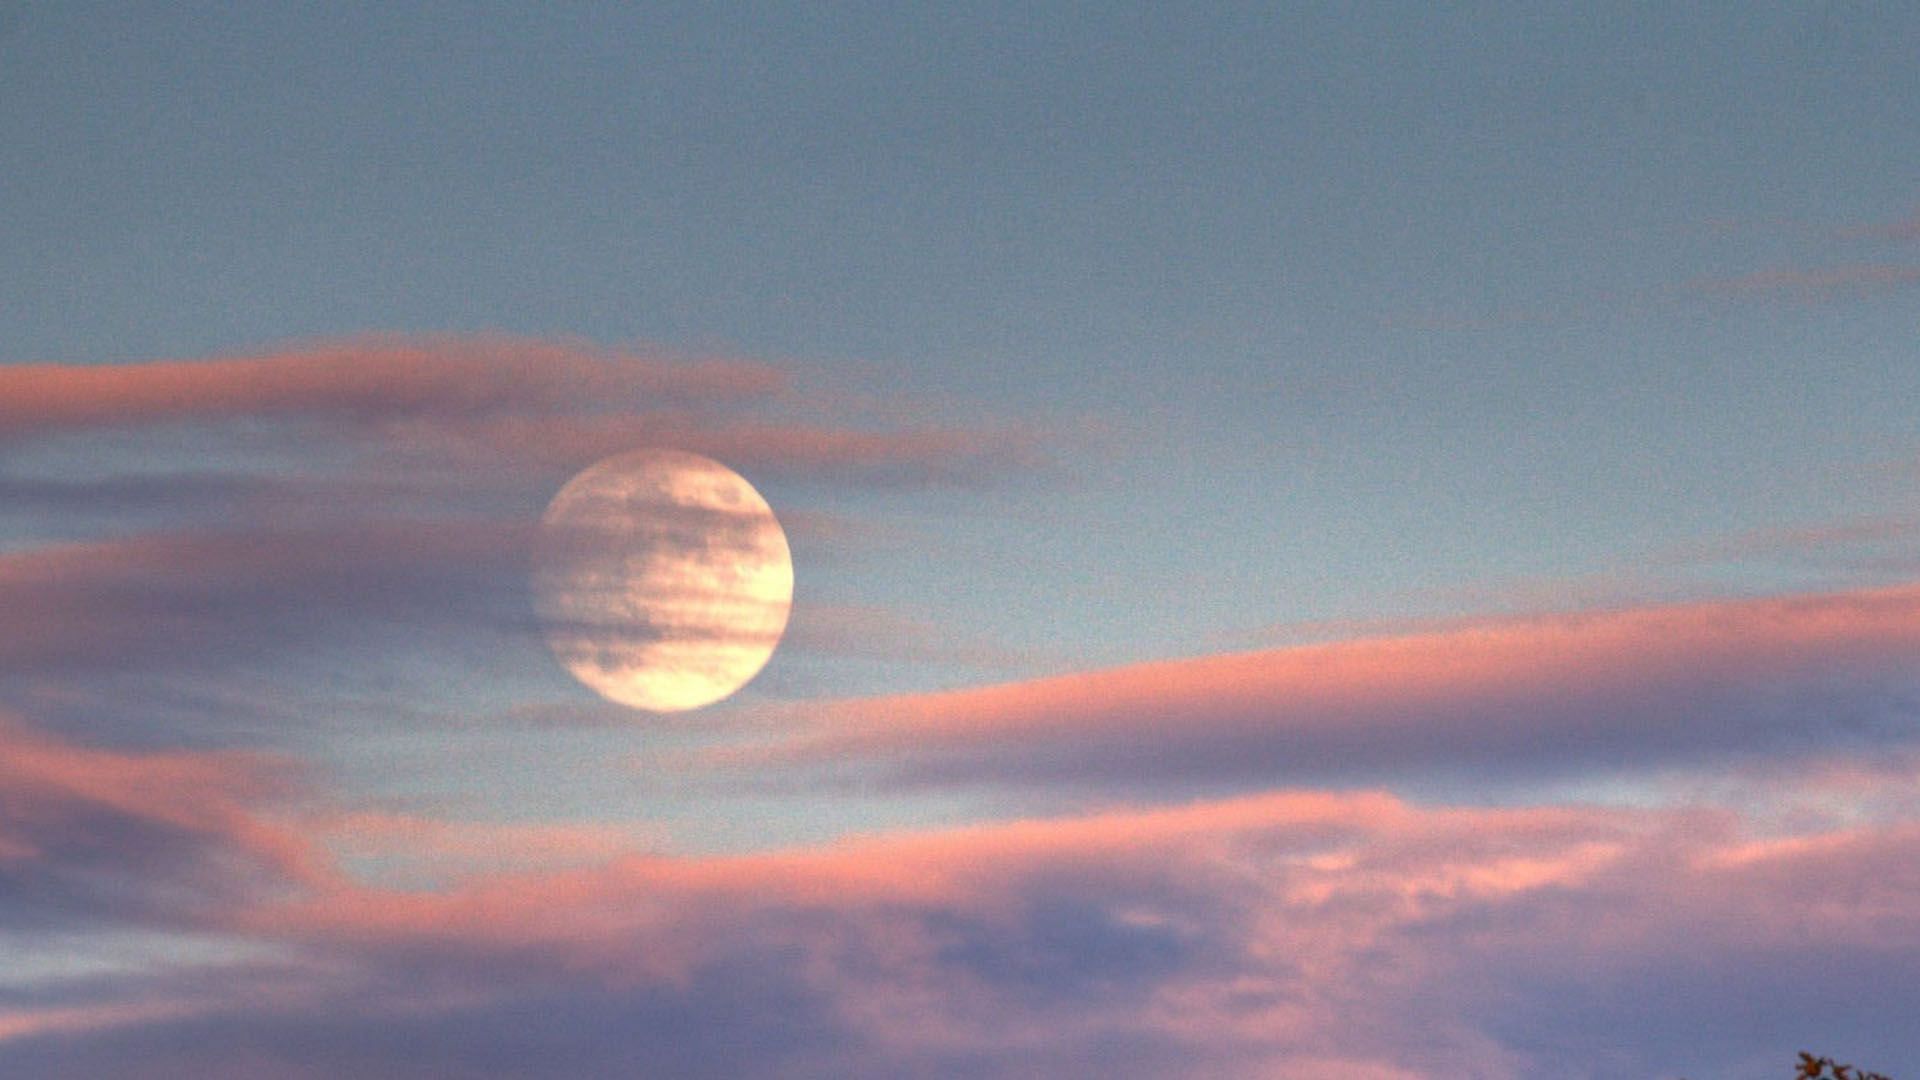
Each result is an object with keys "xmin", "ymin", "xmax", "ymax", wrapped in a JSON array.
[{"xmin": 3, "ymin": 5, "xmax": 1919, "ymax": 1077}]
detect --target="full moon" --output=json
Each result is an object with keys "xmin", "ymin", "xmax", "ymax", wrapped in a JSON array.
[{"xmin": 531, "ymin": 449, "xmax": 793, "ymax": 712}]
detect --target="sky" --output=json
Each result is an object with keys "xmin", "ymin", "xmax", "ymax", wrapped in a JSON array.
[{"xmin": 2, "ymin": 3, "xmax": 1919, "ymax": 1077}]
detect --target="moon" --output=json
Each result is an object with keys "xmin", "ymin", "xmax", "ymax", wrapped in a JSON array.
[{"xmin": 531, "ymin": 449, "xmax": 793, "ymax": 712}]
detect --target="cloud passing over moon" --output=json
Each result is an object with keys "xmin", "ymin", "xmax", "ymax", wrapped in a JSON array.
[{"xmin": 531, "ymin": 449, "xmax": 793, "ymax": 712}]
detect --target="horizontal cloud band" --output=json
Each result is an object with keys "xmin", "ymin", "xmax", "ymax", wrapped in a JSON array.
[
  {"xmin": 2, "ymin": 729, "xmax": 1915, "ymax": 1077},
  {"xmin": 740, "ymin": 583, "xmax": 1920, "ymax": 787}
]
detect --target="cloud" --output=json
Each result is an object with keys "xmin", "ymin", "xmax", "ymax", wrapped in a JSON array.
[
  {"xmin": 1832, "ymin": 208, "xmax": 1920, "ymax": 243},
  {"xmin": 1392, "ymin": 256, "xmax": 1920, "ymax": 331},
  {"xmin": 733, "ymin": 582, "xmax": 1920, "ymax": 790},
  {"xmin": 1654, "ymin": 516, "xmax": 1920, "ymax": 566},
  {"xmin": 0, "ymin": 336, "xmax": 784, "ymax": 443},
  {"xmin": 0, "ymin": 521, "xmax": 535, "ymax": 681},
  {"xmin": 12, "ymin": 327, "xmax": 1914, "ymax": 1076},
  {"xmin": 0, "ymin": 714, "xmax": 316, "ymax": 932},
  {"xmin": 3, "ymin": 784, "xmax": 1915, "ymax": 1077},
  {"xmin": 0, "ymin": 508, "xmax": 951, "ymax": 726},
  {"xmin": 0, "ymin": 335, "xmax": 1046, "ymax": 489},
  {"xmin": 0, "ymin": 472, "xmax": 271, "ymax": 516},
  {"xmin": 1678, "ymin": 263, "xmax": 1920, "ymax": 300},
  {"xmin": 384, "ymin": 412, "xmax": 1045, "ymax": 486},
  {"xmin": 0, "ymin": 334, "xmax": 1058, "ymax": 746}
]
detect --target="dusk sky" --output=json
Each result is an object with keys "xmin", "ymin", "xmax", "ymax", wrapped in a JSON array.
[{"xmin": 4, "ymin": 4, "xmax": 1919, "ymax": 1077}]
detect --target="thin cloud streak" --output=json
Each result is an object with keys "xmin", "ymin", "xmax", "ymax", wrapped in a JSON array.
[
  {"xmin": 0, "ymin": 336, "xmax": 785, "ymax": 442},
  {"xmin": 0, "ymin": 512, "xmax": 962, "ymax": 699},
  {"xmin": 0, "ymin": 521, "xmax": 535, "ymax": 678},
  {"xmin": 389, "ymin": 412, "xmax": 1047, "ymax": 486},
  {"xmin": 1831, "ymin": 207, "xmax": 1920, "ymax": 243},
  {"xmin": 1678, "ymin": 262, "xmax": 1920, "ymax": 300},
  {"xmin": 0, "ymin": 336, "xmax": 1049, "ymax": 490},
  {"xmin": 1390, "ymin": 257, "xmax": 1920, "ymax": 331}
]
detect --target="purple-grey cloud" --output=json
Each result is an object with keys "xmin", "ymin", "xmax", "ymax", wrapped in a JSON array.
[
  {"xmin": 0, "ymin": 715, "xmax": 314, "ymax": 932},
  {"xmin": 0, "ymin": 522, "xmax": 536, "ymax": 681},
  {"xmin": 0, "ymin": 784, "xmax": 1914, "ymax": 1078}
]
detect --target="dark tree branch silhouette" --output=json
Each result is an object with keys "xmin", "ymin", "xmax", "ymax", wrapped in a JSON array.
[{"xmin": 1795, "ymin": 1051, "xmax": 1892, "ymax": 1080}]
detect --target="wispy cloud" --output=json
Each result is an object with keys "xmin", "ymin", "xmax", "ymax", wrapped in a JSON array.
[
  {"xmin": 0, "ymin": 521, "xmax": 534, "ymax": 680},
  {"xmin": 1652, "ymin": 515, "xmax": 1920, "ymax": 571},
  {"xmin": 0, "ymin": 335, "xmax": 1058, "ymax": 743},
  {"xmin": 0, "ymin": 336, "xmax": 783, "ymax": 443},
  {"xmin": 1831, "ymin": 207, "xmax": 1920, "ymax": 243},
  {"xmin": 731, "ymin": 581, "xmax": 1920, "ymax": 790},
  {"xmin": 0, "ymin": 335, "xmax": 1048, "ymax": 489},
  {"xmin": 0, "ymin": 714, "xmax": 317, "ymax": 931},
  {"xmin": 389, "ymin": 411, "xmax": 1044, "ymax": 485},
  {"xmin": 1389, "ymin": 218, "xmax": 1920, "ymax": 329},
  {"xmin": 1677, "ymin": 262, "xmax": 1920, "ymax": 300}
]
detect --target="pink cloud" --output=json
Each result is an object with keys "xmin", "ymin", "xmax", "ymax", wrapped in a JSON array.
[
  {"xmin": 0, "ymin": 335, "xmax": 1049, "ymax": 488},
  {"xmin": 0, "ymin": 1003, "xmax": 201, "ymax": 1047},
  {"xmin": 0, "ymin": 335, "xmax": 784, "ymax": 441},
  {"xmin": 16, "ymin": 780, "xmax": 1908, "ymax": 1077},
  {"xmin": 732, "ymin": 581, "xmax": 1920, "ymax": 787},
  {"xmin": 0, "ymin": 713, "xmax": 322, "ymax": 928}
]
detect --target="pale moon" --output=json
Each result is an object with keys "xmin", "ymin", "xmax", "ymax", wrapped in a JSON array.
[{"xmin": 531, "ymin": 449, "xmax": 793, "ymax": 712}]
